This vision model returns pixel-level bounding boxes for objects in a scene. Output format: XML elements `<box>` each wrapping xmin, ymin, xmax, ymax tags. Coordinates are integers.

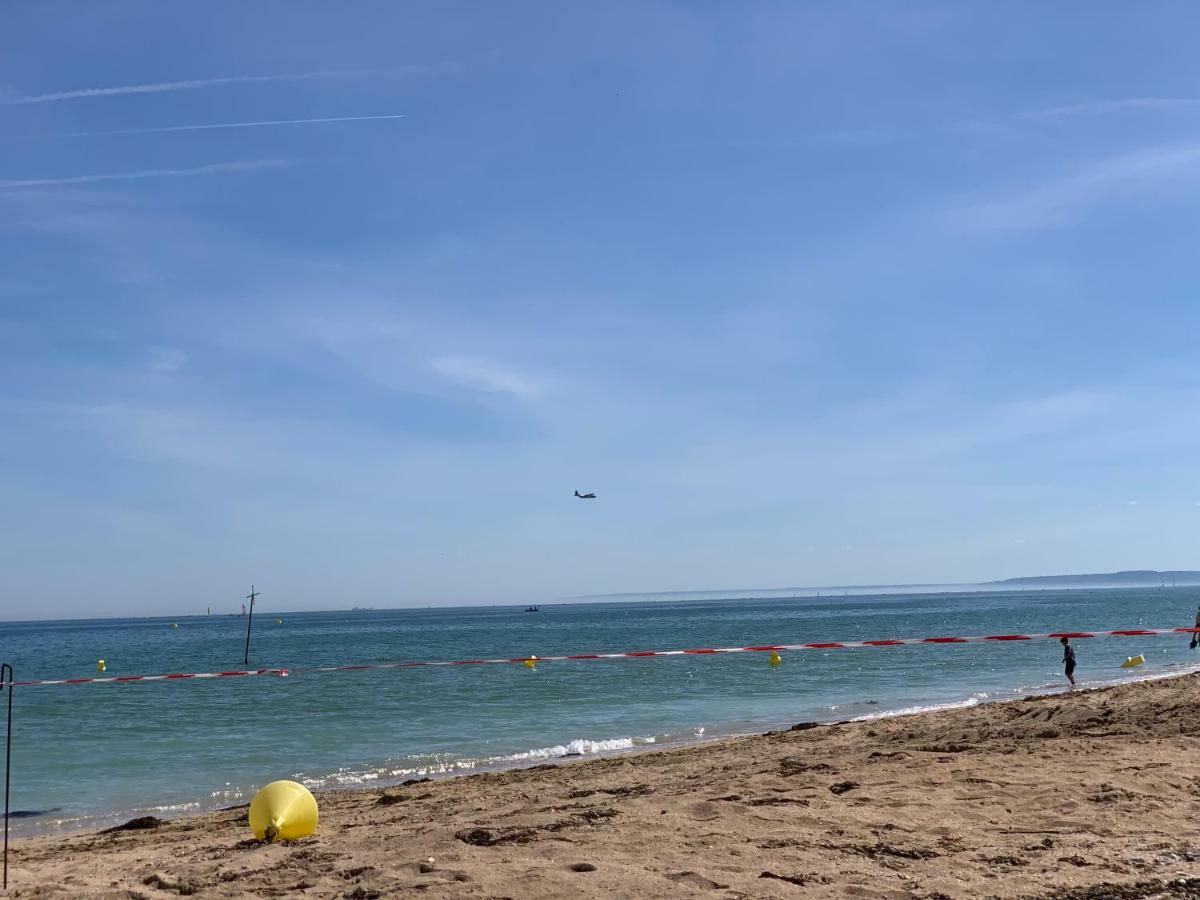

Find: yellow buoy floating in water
<box><xmin>97</xmin><ymin>659</ymin><xmax>106</xmax><ymax>673</ymax></box>
<box><xmin>769</xmin><ymin>651</ymin><xmax>782</xmax><ymax>667</ymax></box>
<box><xmin>249</xmin><ymin>780</ymin><xmax>318</xmax><ymax>842</ymax></box>
<box><xmin>171</xmin><ymin>623</ymin><xmax>179</xmax><ymax>629</ymax></box>
<box><xmin>1121</xmin><ymin>654</ymin><xmax>1145</xmax><ymax>669</ymax></box>
<box><xmin>524</xmin><ymin>655</ymin><xmax>537</xmax><ymax>669</ymax></box>
<box><xmin>275</xmin><ymin>618</ymin><xmax>283</xmax><ymax>625</ymax></box>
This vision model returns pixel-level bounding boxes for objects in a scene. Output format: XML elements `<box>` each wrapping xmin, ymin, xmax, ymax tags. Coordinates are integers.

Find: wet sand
<box><xmin>8</xmin><ymin>674</ymin><xmax>1200</xmax><ymax>898</ymax></box>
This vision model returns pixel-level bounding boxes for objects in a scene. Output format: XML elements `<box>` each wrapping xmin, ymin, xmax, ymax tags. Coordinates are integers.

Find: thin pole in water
<box><xmin>2</xmin><ymin>662</ymin><xmax>12</xmax><ymax>890</ymax></box>
<box><xmin>244</xmin><ymin>586</ymin><xmax>259</xmax><ymax>666</ymax></box>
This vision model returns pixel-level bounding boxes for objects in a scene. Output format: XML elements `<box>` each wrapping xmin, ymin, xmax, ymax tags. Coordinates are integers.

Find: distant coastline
<box><xmin>990</xmin><ymin>569</ymin><xmax>1200</xmax><ymax>587</ymax></box>
<box><xmin>573</xmin><ymin>569</ymin><xmax>1200</xmax><ymax>602</ymax></box>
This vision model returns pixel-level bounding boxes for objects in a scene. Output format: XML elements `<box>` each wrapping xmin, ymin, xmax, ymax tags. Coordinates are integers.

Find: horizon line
<box><xmin>5</xmin><ymin>578</ymin><xmax>1197</xmax><ymax>624</ymax></box>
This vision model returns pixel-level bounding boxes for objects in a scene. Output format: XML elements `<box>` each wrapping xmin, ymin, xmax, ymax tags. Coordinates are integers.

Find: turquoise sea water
<box><xmin>2</xmin><ymin>588</ymin><xmax>1199</xmax><ymax>836</ymax></box>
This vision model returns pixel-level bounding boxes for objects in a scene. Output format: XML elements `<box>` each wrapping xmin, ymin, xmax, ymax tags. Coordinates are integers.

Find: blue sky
<box><xmin>3</xmin><ymin>2</ymin><xmax>1200</xmax><ymax>617</ymax></box>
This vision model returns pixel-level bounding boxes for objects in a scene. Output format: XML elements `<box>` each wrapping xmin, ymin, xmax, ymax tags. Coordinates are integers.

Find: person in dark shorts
<box><xmin>1190</xmin><ymin>606</ymin><xmax>1200</xmax><ymax>650</ymax></box>
<box><xmin>1060</xmin><ymin>636</ymin><xmax>1076</xmax><ymax>686</ymax></box>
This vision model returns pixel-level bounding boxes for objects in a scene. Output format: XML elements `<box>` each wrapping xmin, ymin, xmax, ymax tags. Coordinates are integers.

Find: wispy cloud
<box><xmin>0</xmin><ymin>68</ymin><xmax>382</xmax><ymax>106</ymax></box>
<box><xmin>954</xmin><ymin>141</ymin><xmax>1200</xmax><ymax>230</ymax></box>
<box><xmin>294</xmin><ymin>307</ymin><xmax>550</xmax><ymax>405</ymax></box>
<box><xmin>148</xmin><ymin>347</ymin><xmax>188</xmax><ymax>374</ymax></box>
<box><xmin>1020</xmin><ymin>97</ymin><xmax>1200</xmax><ymax>119</ymax></box>
<box><xmin>24</xmin><ymin>113</ymin><xmax>406</xmax><ymax>141</ymax></box>
<box><xmin>432</xmin><ymin>356</ymin><xmax>538</xmax><ymax>398</ymax></box>
<box><xmin>0</xmin><ymin>158</ymin><xmax>293</xmax><ymax>189</ymax></box>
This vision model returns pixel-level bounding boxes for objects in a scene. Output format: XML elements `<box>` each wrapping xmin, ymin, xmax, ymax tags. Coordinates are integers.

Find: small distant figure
<box><xmin>1061</xmin><ymin>637</ymin><xmax>1076</xmax><ymax>686</ymax></box>
<box><xmin>574</xmin><ymin>490</ymin><xmax>596</xmax><ymax>499</ymax></box>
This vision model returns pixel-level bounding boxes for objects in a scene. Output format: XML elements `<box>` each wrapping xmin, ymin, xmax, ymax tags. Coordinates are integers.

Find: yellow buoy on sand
<box><xmin>524</xmin><ymin>655</ymin><xmax>537</xmax><ymax>669</ymax></box>
<box><xmin>97</xmin><ymin>659</ymin><xmax>106</xmax><ymax>673</ymax></box>
<box><xmin>249</xmin><ymin>780</ymin><xmax>318</xmax><ymax>842</ymax></box>
<box><xmin>1121</xmin><ymin>654</ymin><xmax>1145</xmax><ymax>669</ymax></box>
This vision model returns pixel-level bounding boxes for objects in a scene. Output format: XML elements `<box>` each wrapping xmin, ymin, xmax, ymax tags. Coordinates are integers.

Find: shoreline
<box><xmin>14</xmin><ymin>660</ymin><xmax>1199</xmax><ymax>843</ymax></box>
<box><xmin>9</xmin><ymin>673</ymin><xmax>1200</xmax><ymax>897</ymax></box>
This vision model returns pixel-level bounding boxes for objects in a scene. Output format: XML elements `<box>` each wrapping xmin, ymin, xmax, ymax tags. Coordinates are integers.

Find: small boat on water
<box><xmin>525</xmin><ymin>606</ymin><xmax>540</xmax><ymax>613</ymax></box>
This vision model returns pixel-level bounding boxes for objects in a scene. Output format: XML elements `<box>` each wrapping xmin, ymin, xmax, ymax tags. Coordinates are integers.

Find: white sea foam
<box><xmin>850</xmin><ymin>694</ymin><xmax>986</xmax><ymax>722</ymax></box>
<box><xmin>296</xmin><ymin>735</ymin><xmax>662</xmax><ymax>790</ymax></box>
<box><xmin>499</xmin><ymin>735</ymin><xmax>650</xmax><ymax>761</ymax></box>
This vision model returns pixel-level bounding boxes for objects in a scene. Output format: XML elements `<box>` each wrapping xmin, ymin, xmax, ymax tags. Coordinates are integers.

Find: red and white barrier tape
<box><xmin>7</xmin><ymin>668</ymin><xmax>288</xmax><ymax>688</ymax></box>
<box><xmin>5</xmin><ymin>626</ymin><xmax>1200</xmax><ymax>688</ymax></box>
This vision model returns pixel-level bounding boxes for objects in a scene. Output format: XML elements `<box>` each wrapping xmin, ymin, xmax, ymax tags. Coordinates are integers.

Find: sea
<box><xmin>2</xmin><ymin>587</ymin><xmax>1199</xmax><ymax>837</ymax></box>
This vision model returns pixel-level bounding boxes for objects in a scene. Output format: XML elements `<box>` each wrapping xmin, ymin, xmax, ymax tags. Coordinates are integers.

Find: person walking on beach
<box><xmin>1060</xmin><ymin>637</ymin><xmax>1076</xmax><ymax>686</ymax></box>
<box><xmin>1190</xmin><ymin>605</ymin><xmax>1200</xmax><ymax>650</ymax></box>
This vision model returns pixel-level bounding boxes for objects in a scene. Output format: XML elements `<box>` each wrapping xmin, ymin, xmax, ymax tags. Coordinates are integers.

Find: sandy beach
<box><xmin>7</xmin><ymin>673</ymin><xmax>1200</xmax><ymax>899</ymax></box>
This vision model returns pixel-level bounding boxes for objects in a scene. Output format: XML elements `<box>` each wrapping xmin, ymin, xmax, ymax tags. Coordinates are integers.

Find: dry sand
<box><xmin>8</xmin><ymin>674</ymin><xmax>1200</xmax><ymax>899</ymax></box>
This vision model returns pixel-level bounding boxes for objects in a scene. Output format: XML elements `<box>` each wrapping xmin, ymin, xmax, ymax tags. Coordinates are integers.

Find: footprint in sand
<box><xmin>667</xmin><ymin>871</ymin><xmax>728</xmax><ymax>890</ymax></box>
<box><xmin>685</xmin><ymin>801</ymin><xmax>722</xmax><ymax>820</ymax></box>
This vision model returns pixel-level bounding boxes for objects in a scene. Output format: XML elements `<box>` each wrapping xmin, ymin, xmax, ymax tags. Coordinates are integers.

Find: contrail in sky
<box><xmin>0</xmin><ymin>158</ymin><xmax>294</xmax><ymax>189</ymax></box>
<box><xmin>1</xmin><ymin>68</ymin><xmax>382</xmax><ymax>105</ymax></box>
<box><xmin>29</xmin><ymin>113</ymin><xmax>406</xmax><ymax>140</ymax></box>
<box><xmin>1019</xmin><ymin>97</ymin><xmax>1200</xmax><ymax>119</ymax></box>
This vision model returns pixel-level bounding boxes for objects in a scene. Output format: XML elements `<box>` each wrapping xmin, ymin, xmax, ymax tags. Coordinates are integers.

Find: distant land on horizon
<box><xmin>577</xmin><ymin>570</ymin><xmax>1200</xmax><ymax>602</ymax></box>
<box><xmin>990</xmin><ymin>570</ymin><xmax>1200</xmax><ymax>587</ymax></box>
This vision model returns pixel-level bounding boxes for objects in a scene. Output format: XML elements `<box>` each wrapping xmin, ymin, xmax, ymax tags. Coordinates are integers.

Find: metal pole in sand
<box><xmin>2</xmin><ymin>662</ymin><xmax>13</xmax><ymax>890</ymax></box>
<box><xmin>243</xmin><ymin>586</ymin><xmax>259</xmax><ymax>667</ymax></box>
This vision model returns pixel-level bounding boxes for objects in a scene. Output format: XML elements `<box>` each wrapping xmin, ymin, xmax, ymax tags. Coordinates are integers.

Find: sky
<box><xmin>3</xmin><ymin>2</ymin><xmax>1200</xmax><ymax>618</ymax></box>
